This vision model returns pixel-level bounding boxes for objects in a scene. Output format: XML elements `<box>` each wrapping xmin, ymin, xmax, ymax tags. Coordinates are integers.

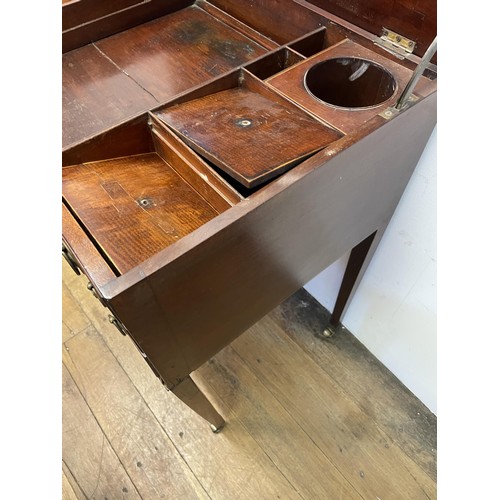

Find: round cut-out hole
<box><xmin>304</xmin><ymin>57</ymin><xmax>397</xmax><ymax>109</ymax></box>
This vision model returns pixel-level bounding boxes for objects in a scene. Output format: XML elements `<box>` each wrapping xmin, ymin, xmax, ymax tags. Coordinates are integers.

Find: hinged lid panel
<box><xmin>302</xmin><ymin>0</ymin><xmax>436</xmax><ymax>58</ymax></box>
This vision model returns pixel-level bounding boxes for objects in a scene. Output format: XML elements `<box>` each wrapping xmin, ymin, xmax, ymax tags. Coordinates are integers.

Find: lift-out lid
<box><xmin>302</xmin><ymin>0</ymin><xmax>436</xmax><ymax>59</ymax></box>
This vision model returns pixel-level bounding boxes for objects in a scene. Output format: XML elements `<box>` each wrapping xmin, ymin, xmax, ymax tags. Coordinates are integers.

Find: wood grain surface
<box><xmin>62</xmin><ymin>284</ymin><xmax>209</xmax><ymax>498</ymax></box>
<box><xmin>62</xmin><ymin>364</ymin><xmax>141</xmax><ymax>499</ymax></box>
<box><xmin>62</xmin><ymin>0</ymin><xmax>141</xmax><ymax>31</ymax></box>
<box><xmin>62</xmin><ymin>203</ymin><xmax>117</xmax><ymax>289</ymax></box>
<box><xmin>304</xmin><ymin>0</ymin><xmax>437</xmax><ymax>59</ymax></box>
<box><xmin>63</xmin><ymin>153</ymin><xmax>222</xmax><ymax>275</ymax></box>
<box><xmin>150</xmin><ymin>114</ymin><xmax>243</xmax><ymax>209</ymax></box>
<box><xmin>268</xmin><ymin>38</ymin><xmax>432</xmax><ymax>134</ymax></box>
<box><xmin>94</xmin><ymin>5</ymin><xmax>268</xmax><ymax>102</ymax></box>
<box><xmin>62</xmin><ymin>461</ymin><xmax>87</xmax><ymax>500</ymax></box>
<box><xmin>157</xmin><ymin>79</ymin><xmax>342</xmax><ymax>188</ymax></box>
<box><xmin>62</xmin><ymin>0</ymin><xmax>193</xmax><ymax>52</ymax></box>
<box><xmin>209</xmin><ymin>0</ymin><xmax>330</xmax><ymax>44</ymax></box>
<box><xmin>61</xmin><ymin>469</ymin><xmax>79</xmax><ymax>500</ymax></box>
<box><xmin>63</xmin><ymin>4</ymin><xmax>270</xmax><ymax>147</ymax></box>
<box><xmin>243</xmin><ymin>46</ymin><xmax>305</xmax><ymax>80</ymax></box>
<box><xmin>273</xmin><ymin>288</ymin><xmax>437</xmax><ymax>481</ymax></box>
<box><xmin>229</xmin><ymin>316</ymin><xmax>436</xmax><ymax>498</ymax></box>
<box><xmin>62</xmin><ymin>44</ymin><xmax>158</xmax><ymax>148</ymax></box>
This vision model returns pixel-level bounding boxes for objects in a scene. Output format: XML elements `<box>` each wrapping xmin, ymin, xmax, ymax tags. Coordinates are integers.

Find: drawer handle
<box><xmin>62</xmin><ymin>244</ymin><xmax>80</xmax><ymax>275</ymax></box>
<box><xmin>109</xmin><ymin>314</ymin><xmax>127</xmax><ymax>336</ymax></box>
<box><xmin>87</xmin><ymin>282</ymin><xmax>107</xmax><ymax>308</ymax></box>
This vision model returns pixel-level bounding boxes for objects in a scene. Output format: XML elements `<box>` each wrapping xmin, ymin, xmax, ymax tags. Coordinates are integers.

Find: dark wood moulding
<box><xmin>62</xmin><ymin>0</ymin><xmax>437</xmax><ymax>430</ymax></box>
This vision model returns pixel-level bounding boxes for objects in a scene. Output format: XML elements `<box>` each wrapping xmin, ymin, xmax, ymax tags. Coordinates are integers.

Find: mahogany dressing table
<box><xmin>62</xmin><ymin>0</ymin><xmax>437</xmax><ymax>431</ymax></box>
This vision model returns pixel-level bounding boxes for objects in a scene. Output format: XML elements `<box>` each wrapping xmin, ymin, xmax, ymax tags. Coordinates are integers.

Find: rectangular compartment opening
<box><xmin>244</xmin><ymin>47</ymin><xmax>305</xmax><ymax>80</ymax></box>
<box><xmin>62</xmin><ymin>118</ymin><xmax>242</xmax><ymax>277</ymax></box>
<box><xmin>288</xmin><ymin>26</ymin><xmax>347</xmax><ymax>57</ymax></box>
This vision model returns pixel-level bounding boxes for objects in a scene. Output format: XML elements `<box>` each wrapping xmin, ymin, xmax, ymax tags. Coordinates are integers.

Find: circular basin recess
<box><xmin>304</xmin><ymin>57</ymin><xmax>397</xmax><ymax>109</ymax></box>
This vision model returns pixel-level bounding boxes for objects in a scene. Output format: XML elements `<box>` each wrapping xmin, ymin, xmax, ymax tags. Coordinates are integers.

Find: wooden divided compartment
<box><xmin>63</xmin><ymin>119</ymin><xmax>242</xmax><ymax>276</ymax></box>
<box><xmin>62</xmin><ymin>64</ymin><xmax>345</xmax><ymax>276</ymax></box>
<box><xmin>62</xmin><ymin>0</ymin><xmax>437</xmax><ymax>430</ymax></box>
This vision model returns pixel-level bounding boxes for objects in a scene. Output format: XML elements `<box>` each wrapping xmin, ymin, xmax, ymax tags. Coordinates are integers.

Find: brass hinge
<box><xmin>375</xmin><ymin>28</ymin><xmax>416</xmax><ymax>59</ymax></box>
<box><xmin>379</xmin><ymin>35</ymin><xmax>437</xmax><ymax>118</ymax></box>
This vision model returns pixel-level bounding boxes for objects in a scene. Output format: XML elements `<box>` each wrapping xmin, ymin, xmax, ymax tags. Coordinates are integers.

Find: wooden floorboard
<box><xmin>62</xmin><ymin>461</ymin><xmax>87</xmax><ymax>500</ymax></box>
<box><xmin>62</xmin><ymin>259</ymin><xmax>437</xmax><ymax>499</ymax></box>
<box><xmin>62</xmin><ymin>279</ymin><xmax>209</xmax><ymax>499</ymax></box>
<box><xmin>229</xmin><ymin>318</ymin><xmax>435</xmax><ymax>499</ymax></box>
<box><xmin>62</xmin><ymin>363</ymin><xmax>141</xmax><ymax>499</ymax></box>
<box><xmin>272</xmin><ymin>289</ymin><xmax>437</xmax><ymax>481</ymax></box>
<box><xmin>62</xmin><ymin>469</ymin><xmax>80</xmax><ymax>500</ymax></box>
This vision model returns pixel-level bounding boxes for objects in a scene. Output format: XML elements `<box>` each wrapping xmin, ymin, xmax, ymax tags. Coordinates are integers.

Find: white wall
<box><xmin>305</xmin><ymin>126</ymin><xmax>437</xmax><ymax>414</ymax></box>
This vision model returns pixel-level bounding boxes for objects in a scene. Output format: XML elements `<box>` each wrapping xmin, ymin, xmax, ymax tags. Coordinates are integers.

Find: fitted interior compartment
<box><xmin>62</xmin><ymin>118</ymin><xmax>242</xmax><ymax>276</ymax></box>
<box><xmin>154</xmin><ymin>69</ymin><xmax>343</xmax><ymax>189</ymax></box>
<box><xmin>267</xmin><ymin>39</ymin><xmax>430</xmax><ymax>134</ymax></box>
<box><xmin>62</xmin><ymin>0</ymin><xmax>438</xmax><ymax>285</ymax></box>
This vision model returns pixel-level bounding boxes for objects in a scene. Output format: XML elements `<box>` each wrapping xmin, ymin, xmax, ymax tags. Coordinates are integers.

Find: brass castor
<box><xmin>210</xmin><ymin>423</ymin><xmax>224</xmax><ymax>433</ymax></box>
<box><xmin>322</xmin><ymin>326</ymin><xmax>336</xmax><ymax>338</ymax></box>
